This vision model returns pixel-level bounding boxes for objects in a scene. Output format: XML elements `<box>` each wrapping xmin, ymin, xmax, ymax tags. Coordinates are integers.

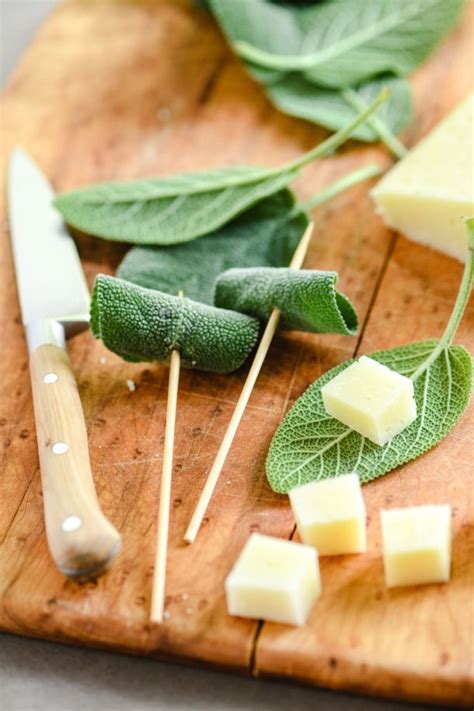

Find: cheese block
<box><xmin>321</xmin><ymin>356</ymin><xmax>417</xmax><ymax>446</ymax></box>
<box><xmin>289</xmin><ymin>473</ymin><xmax>366</xmax><ymax>555</ymax></box>
<box><xmin>371</xmin><ymin>93</ymin><xmax>474</xmax><ymax>262</ymax></box>
<box><xmin>225</xmin><ymin>533</ymin><xmax>321</xmax><ymax>626</ymax></box>
<box><xmin>381</xmin><ymin>505</ymin><xmax>452</xmax><ymax>588</ymax></box>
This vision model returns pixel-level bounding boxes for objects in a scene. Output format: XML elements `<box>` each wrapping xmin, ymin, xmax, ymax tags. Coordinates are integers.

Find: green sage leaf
<box><xmin>266</xmin><ymin>74</ymin><xmax>412</xmax><ymax>143</ymax></box>
<box><xmin>55</xmin><ymin>169</ymin><xmax>298</xmax><ymax>246</ymax></box>
<box><xmin>91</xmin><ymin>275</ymin><xmax>260</xmax><ymax>373</ymax></box>
<box><xmin>209</xmin><ymin>0</ymin><xmax>464</xmax><ymax>89</ymax></box>
<box><xmin>53</xmin><ymin>95</ymin><xmax>385</xmax><ymax>245</ymax></box>
<box><xmin>266</xmin><ymin>341</ymin><xmax>472</xmax><ymax>493</ymax></box>
<box><xmin>215</xmin><ymin>267</ymin><xmax>358</xmax><ymax>335</ymax></box>
<box><xmin>117</xmin><ymin>189</ymin><xmax>307</xmax><ymax>303</ymax></box>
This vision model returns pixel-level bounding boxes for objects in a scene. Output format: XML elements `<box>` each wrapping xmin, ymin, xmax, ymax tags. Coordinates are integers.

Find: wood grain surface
<box><xmin>0</xmin><ymin>0</ymin><xmax>473</xmax><ymax>706</ymax></box>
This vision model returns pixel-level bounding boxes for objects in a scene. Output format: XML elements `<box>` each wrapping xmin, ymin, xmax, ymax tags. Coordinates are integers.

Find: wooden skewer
<box><xmin>150</xmin><ymin>291</ymin><xmax>183</xmax><ymax>623</ymax></box>
<box><xmin>184</xmin><ymin>222</ymin><xmax>315</xmax><ymax>544</ymax></box>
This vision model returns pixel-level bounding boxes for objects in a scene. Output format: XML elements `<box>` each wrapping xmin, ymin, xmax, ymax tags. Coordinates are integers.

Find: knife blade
<box><xmin>8</xmin><ymin>149</ymin><xmax>121</xmax><ymax>578</ymax></box>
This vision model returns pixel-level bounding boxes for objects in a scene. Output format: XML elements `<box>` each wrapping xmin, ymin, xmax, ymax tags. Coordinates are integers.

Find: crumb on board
<box><xmin>181</xmin><ymin>593</ymin><xmax>189</xmax><ymax>601</ymax></box>
<box><xmin>126</xmin><ymin>379</ymin><xmax>136</xmax><ymax>392</ymax></box>
<box><xmin>185</xmin><ymin>608</ymin><xmax>193</xmax><ymax>615</ymax></box>
<box><xmin>157</xmin><ymin>107</ymin><xmax>171</xmax><ymax>122</ymax></box>
<box><xmin>163</xmin><ymin>610</ymin><xmax>171</xmax><ymax>620</ymax></box>
<box><xmin>100</xmin><ymin>356</ymin><xmax>107</xmax><ymax>365</ymax></box>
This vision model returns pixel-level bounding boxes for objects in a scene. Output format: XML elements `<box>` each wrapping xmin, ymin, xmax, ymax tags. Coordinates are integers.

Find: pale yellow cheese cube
<box><xmin>225</xmin><ymin>533</ymin><xmax>321</xmax><ymax>626</ymax></box>
<box><xmin>289</xmin><ymin>473</ymin><xmax>366</xmax><ymax>555</ymax></box>
<box><xmin>371</xmin><ymin>93</ymin><xmax>474</xmax><ymax>263</ymax></box>
<box><xmin>321</xmin><ymin>355</ymin><xmax>416</xmax><ymax>446</ymax></box>
<box><xmin>381</xmin><ymin>505</ymin><xmax>452</xmax><ymax>588</ymax></box>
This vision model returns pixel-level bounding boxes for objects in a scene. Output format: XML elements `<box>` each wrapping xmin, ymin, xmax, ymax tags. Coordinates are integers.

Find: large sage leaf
<box><xmin>266</xmin><ymin>341</ymin><xmax>472</xmax><ymax>493</ymax></box>
<box><xmin>209</xmin><ymin>0</ymin><xmax>464</xmax><ymax>89</ymax></box>
<box><xmin>215</xmin><ymin>267</ymin><xmax>358</xmax><ymax>335</ymax></box>
<box><xmin>266</xmin><ymin>219</ymin><xmax>474</xmax><ymax>493</ymax></box>
<box><xmin>91</xmin><ymin>275</ymin><xmax>260</xmax><ymax>373</ymax></box>
<box><xmin>53</xmin><ymin>95</ymin><xmax>384</xmax><ymax>245</ymax></box>
<box><xmin>266</xmin><ymin>74</ymin><xmax>412</xmax><ymax>143</ymax></box>
<box><xmin>117</xmin><ymin>189</ymin><xmax>307</xmax><ymax>303</ymax></box>
<box><xmin>55</xmin><ymin>170</ymin><xmax>297</xmax><ymax>246</ymax></box>
<box><xmin>116</xmin><ymin>164</ymin><xmax>380</xmax><ymax>304</ymax></box>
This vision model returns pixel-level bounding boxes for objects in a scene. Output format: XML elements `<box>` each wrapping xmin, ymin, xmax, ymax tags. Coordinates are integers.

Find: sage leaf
<box><xmin>117</xmin><ymin>189</ymin><xmax>307</xmax><ymax>303</ymax></box>
<box><xmin>210</xmin><ymin>0</ymin><xmax>464</xmax><ymax>89</ymax></box>
<box><xmin>116</xmin><ymin>165</ymin><xmax>380</xmax><ymax>303</ymax></box>
<box><xmin>266</xmin><ymin>219</ymin><xmax>474</xmax><ymax>493</ymax></box>
<box><xmin>215</xmin><ymin>268</ymin><xmax>358</xmax><ymax>336</ymax></box>
<box><xmin>266</xmin><ymin>74</ymin><xmax>412</xmax><ymax>144</ymax></box>
<box><xmin>53</xmin><ymin>94</ymin><xmax>385</xmax><ymax>245</ymax></box>
<box><xmin>91</xmin><ymin>275</ymin><xmax>260</xmax><ymax>373</ymax></box>
<box><xmin>266</xmin><ymin>341</ymin><xmax>472</xmax><ymax>493</ymax></box>
<box><xmin>55</xmin><ymin>170</ymin><xmax>297</xmax><ymax>246</ymax></box>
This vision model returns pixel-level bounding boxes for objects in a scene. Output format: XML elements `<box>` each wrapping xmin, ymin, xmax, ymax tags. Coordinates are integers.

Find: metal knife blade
<box><xmin>8</xmin><ymin>149</ymin><xmax>90</xmax><ymax>348</ymax></box>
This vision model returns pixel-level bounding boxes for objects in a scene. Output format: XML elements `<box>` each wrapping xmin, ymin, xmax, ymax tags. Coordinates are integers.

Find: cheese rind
<box><xmin>225</xmin><ymin>533</ymin><xmax>321</xmax><ymax>626</ymax></box>
<box><xmin>381</xmin><ymin>505</ymin><xmax>452</xmax><ymax>588</ymax></box>
<box><xmin>371</xmin><ymin>93</ymin><xmax>474</xmax><ymax>263</ymax></box>
<box><xmin>321</xmin><ymin>356</ymin><xmax>417</xmax><ymax>446</ymax></box>
<box><xmin>289</xmin><ymin>473</ymin><xmax>366</xmax><ymax>555</ymax></box>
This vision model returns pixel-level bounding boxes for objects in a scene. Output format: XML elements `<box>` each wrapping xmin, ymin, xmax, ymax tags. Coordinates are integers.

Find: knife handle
<box><xmin>29</xmin><ymin>343</ymin><xmax>121</xmax><ymax>578</ymax></box>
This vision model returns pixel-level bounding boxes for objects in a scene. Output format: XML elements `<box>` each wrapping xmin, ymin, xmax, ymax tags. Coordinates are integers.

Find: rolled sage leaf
<box><xmin>215</xmin><ymin>267</ymin><xmax>358</xmax><ymax>335</ymax></box>
<box><xmin>91</xmin><ymin>275</ymin><xmax>260</xmax><ymax>373</ymax></box>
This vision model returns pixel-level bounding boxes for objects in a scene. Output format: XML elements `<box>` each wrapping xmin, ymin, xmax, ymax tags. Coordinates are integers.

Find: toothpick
<box><xmin>151</xmin><ymin>291</ymin><xmax>183</xmax><ymax>623</ymax></box>
<box><xmin>184</xmin><ymin>222</ymin><xmax>315</xmax><ymax>544</ymax></box>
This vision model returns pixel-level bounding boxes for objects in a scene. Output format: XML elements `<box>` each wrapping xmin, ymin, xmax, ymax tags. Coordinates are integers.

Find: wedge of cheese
<box><xmin>372</xmin><ymin>93</ymin><xmax>474</xmax><ymax>262</ymax></box>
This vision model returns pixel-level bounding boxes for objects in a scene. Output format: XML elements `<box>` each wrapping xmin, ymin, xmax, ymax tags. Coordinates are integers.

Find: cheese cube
<box><xmin>372</xmin><ymin>93</ymin><xmax>474</xmax><ymax>263</ymax></box>
<box><xmin>289</xmin><ymin>473</ymin><xmax>366</xmax><ymax>555</ymax></box>
<box><xmin>321</xmin><ymin>355</ymin><xmax>417</xmax><ymax>446</ymax></box>
<box><xmin>381</xmin><ymin>505</ymin><xmax>452</xmax><ymax>588</ymax></box>
<box><xmin>225</xmin><ymin>533</ymin><xmax>321</xmax><ymax>626</ymax></box>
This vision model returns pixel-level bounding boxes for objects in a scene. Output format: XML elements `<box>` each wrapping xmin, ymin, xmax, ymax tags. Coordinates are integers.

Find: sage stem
<box><xmin>411</xmin><ymin>219</ymin><xmax>474</xmax><ymax>381</ymax></box>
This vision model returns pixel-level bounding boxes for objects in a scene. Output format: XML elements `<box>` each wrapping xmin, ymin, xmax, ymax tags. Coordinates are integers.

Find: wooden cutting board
<box><xmin>1</xmin><ymin>1</ymin><xmax>473</xmax><ymax>706</ymax></box>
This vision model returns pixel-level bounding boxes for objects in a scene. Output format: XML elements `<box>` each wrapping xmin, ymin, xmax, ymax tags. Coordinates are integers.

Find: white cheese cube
<box><xmin>372</xmin><ymin>93</ymin><xmax>474</xmax><ymax>263</ymax></box>
<box><xmin>225</xmin><ymin>533</ymin><xmax>321</xmax><ymax>626</ymax></box>
<box><xmin>321</xmin><ymin>355</ymin><xmax>417</xmax><ymax>446</ymax></box>
<box><xmin>381</xmin><ymin>505</ymin><xmax>452</xmax><ymax>588</ymax></box>
<box><xmin>289</xmin><ymin>473</ymin><xmax>366</xmax><ymax>555</ymax></box>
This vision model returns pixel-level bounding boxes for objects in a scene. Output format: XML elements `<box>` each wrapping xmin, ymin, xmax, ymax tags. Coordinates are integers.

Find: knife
<box><xmin>8</xmin><ymin>149</ymin><xmax>121</xmax><ymax>578</ymax></box>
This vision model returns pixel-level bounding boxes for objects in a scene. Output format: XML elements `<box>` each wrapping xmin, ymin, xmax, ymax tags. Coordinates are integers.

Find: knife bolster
<box><xmin>26</xmin><ymin>318</ymin><xmax>65</xmax><ymax>351</ymax></box>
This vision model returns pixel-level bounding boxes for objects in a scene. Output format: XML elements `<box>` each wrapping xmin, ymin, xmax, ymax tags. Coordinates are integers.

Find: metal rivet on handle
<box><xmin>62</xmin><ymin>515</ymin><xmax>82</xmax><ymax>532</ymax></box>
<box><xmin>52</xmin><ymin>442</ymin><xmax>68</xmax><ymax>455</ymax></box>
<box><xmin>43</xmin><ymin>373</ymin><xmax>58</xmax><ymax>383</ymax></box>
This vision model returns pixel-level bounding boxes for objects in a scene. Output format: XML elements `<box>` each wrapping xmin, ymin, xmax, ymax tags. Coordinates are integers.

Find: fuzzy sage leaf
<box><xmin>266</xmin><ymin>74</ymin><xmax>412</xmax><ymax>146</ymax></box>
<box><xmin>117</xmin><ymin>189</ymin><xmax>306</xmax><ymax>303</ymax></box>
<box><xmin>210</xmin><ymin>0</ymin><xmax>464</xmax><ymax>88</ymax></box>
<box><xmin>53</xmin><ymin>95</ymin><xmax>385</xmax><ymax>245</ymax></box>
<box><xmin>116</xmin><ymin>165</ymin><xmax>380</xmax><ymax>303</ymax></box>
<box><xmin>91</xmin><ymin>275</ymin><xmax>260</xmax><ymax>373</ymax></box>
<box><xmin>215</xmin><ymin>268</ymin><xmax>358</xmax><ymax>336</ymax></box>
<box><xmin>266</xmin><ymin>219</ymin><xmax>474</xmax><ymax>493</ymax></box>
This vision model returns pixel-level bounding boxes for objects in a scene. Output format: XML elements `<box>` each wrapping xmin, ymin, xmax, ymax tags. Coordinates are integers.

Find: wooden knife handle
<box><xmin>29</xmin><ymin>343</ymin><xmax>121</xmax><ymax>578</ymax></box>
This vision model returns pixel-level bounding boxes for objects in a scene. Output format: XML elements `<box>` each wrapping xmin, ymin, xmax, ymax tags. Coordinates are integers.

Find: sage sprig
<box><xmin>54</xmin><ymin>95</ymin><xmax>385</xmax><ymax>245</ymax></box>
<box><xmin>266</xmin><ymin>219</ymin><xmax>474</xmax><ymax>493</ymax></box>
<box><xmin>205</xmin><ymin>0</ymin><xmax>464</xmax><ymax>155</ymax></box>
